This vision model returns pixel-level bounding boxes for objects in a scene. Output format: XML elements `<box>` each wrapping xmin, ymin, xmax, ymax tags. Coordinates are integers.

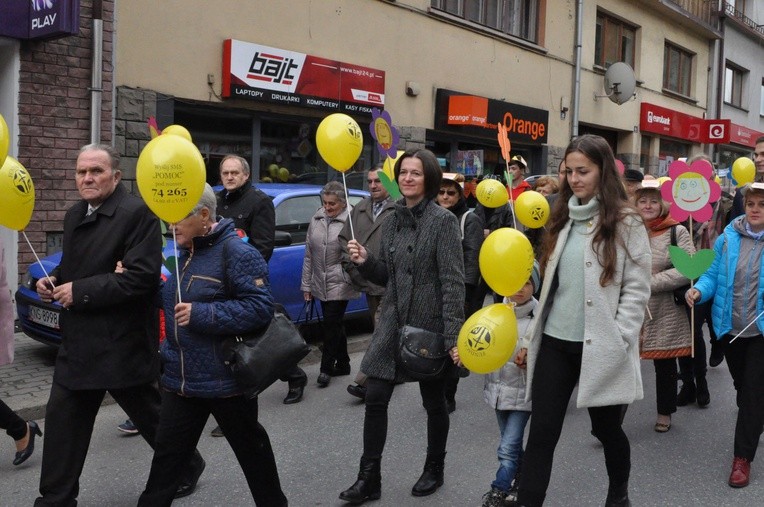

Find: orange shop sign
<box><xmin>436</xmin><ymin>89</ymin><xmax>548</xmax><ymax>145</ymax></box>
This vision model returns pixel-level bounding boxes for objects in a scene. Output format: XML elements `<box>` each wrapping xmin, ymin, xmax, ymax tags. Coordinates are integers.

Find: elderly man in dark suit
<box><xmin>34</xmin><ymin>144</ymin><xmax>204</xmax><ymax>506</ymax></box>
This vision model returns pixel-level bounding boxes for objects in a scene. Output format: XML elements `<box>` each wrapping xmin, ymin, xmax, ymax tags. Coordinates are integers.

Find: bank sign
<box><xmin>434</xmin><ymin>89</ymin><xmax>548</xmax><ymax>145</ymax></box>
<box><xmin>0</xmin><ymin>0</ymin><xmax>79</xmax><ymax>40</ymax></box>
<box><xmin>222</xmin><ymin>40</ymin><xmax>385</xmax><ymax>114</ymax></box>
<box><xmin>640</xmin><ymin>102</ymin><xmax>730</xmax><ymax>144</ymax></box>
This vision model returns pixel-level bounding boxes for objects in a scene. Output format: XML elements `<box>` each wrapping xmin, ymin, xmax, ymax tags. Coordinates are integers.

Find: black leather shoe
<box><xmin>284</xmin><ymin>384</ymin><xmax>305</xmax><ymax>404</ymax></box>
<box><xmin>175</xmin><ymin>451</ymin><xmax>205</xmax><ymax>499</ymax></box>
<box><xmin>411</xmin><ymin>454</ymin><xmax>445</xmax><ymax>497</ymax></box>
<box><xmin>317</xmin><ymin>373</ymin><xmax>331</xmax><ymax>387</ymax></box>
<box><xmin>339</xmin><ymin>457</ymin><xmax>381</xmax><ymax>504</ymax></box>
<box><xmin>446</xmin><ymin>400</ymin><xmax>456</xmax><ymax>414</ymax></box>
<box><xmin>347</xmin><ymin>383</ymin><xmax>367</xmax><ymax>400</ymax></box>
<box><xmin>676</xmin><ymin>380</ymin><xmax>696</xmax><ymax>406</ymax></box>
<box><xmin>13</xmin><ymin>421</ymin><xmax>42</xmax><ymax>466</ymax></box>
<box><xmin>605</xmin><ymin>482</ymin><xmax>630</xmax><ymax>507</ymax></box>
<box><xmin>709</xmin><ymin>341</ymin><xmax>725</xmax><ymax>367</ymax></box>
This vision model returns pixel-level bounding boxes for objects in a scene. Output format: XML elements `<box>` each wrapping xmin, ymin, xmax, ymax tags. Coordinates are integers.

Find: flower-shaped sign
<box><xmin>369</xmin><ymin>108</ymin><xmax>400</xmax><ymax>159</ymax></box>
<box><xmin>661</xmin><ymin>159</ymin><xmax>721</xmax><ymax>223</ymax></box>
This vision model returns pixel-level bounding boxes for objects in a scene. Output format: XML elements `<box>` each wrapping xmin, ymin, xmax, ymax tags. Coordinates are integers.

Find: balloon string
<box><xmin>342</xmin><ymin>171</ymin><xmax>355</xmax><ymax>240</ymax></box>
<box><xmin>172</xmin><ymin>227</ymin><xmax>182</xmax><ymax>304</ymax></box>
<box><xmin>22</xmin><ymin>230</ymin><xmax>55</xmax><ymax>288</ymax></box>
<box><xmin>729</xmin><ymin>309</ymin><xmax>764</xmax><ymax>344</ymax></box>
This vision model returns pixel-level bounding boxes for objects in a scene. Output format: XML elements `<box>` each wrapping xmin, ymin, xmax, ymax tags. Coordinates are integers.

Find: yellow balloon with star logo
<box><xmin>316</xmin><ymin>113</ymin><xmax>363</xmax><ymax>172</ymax></box>
<box><xmin>458</xmin><ymin>303</ymin><xmax>518</xmax><ymax>374</ymax></box>
<box><xmin>515</xmin><ymin>190</ymin><xmax>549</xmax><ymax>229</ymax></box>
<box><xmin>0</xmin><ymin>113</ymin><xmax>9</xmax><ymax>169</ymax></box>
<box><xmin>476</xmin><ymin>179</ymin><xmax>509</xmax><ymax>208</ymax></box>
<box><xmin>0</xmin><ymin>156</ymin><xmax>35</xmax><ymax>231</ymax></box>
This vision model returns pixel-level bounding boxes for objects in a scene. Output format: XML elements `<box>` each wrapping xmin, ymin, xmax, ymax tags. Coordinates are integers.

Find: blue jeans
<box><xmin>491</xmin><ymin>409</ymin><xmax>531</xmax><ymax>492</ymax></box>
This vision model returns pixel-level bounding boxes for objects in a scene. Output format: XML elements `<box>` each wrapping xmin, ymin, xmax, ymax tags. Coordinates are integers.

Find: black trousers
<box><xmin>319</xmin><ymin>299</ymin><xmax>350</xmax><ymax>374</ymax></box>
<box><xmin>362</xmin><ymin>377</ymin><xmax>449</xmax><ymax>460</ymax></box>
<box><xmin>678</xmin><ymin>300</ymin><xmax>712</xmax><ymax>379</ymax></box>
<box><xmin>0</xmin><ymin>397</ymin><xmax>26</xmax><ymax>441</ymax></box>
<box><xmin>724</xmin><ymin>334</ymin><xmax>764</xmax><ymax>461</ymax></box>
<box><xmin>35</xmin><ymin>381</ymin><xmax>163</xmax><ymax>507</ymax></box>
<box><xmin>654</xmin><ymin>358</ymin><xmax>678</xmax><ymax>416</ymax></box>
<box><xmin>518</xmin><ymin>335</ymin><xmax>631</xmax><ymax>507</ymax></box>
<box><xmin>138</xmin><ymin>390</ymin><xmax>286</xmax><ymax>507</ymax></box>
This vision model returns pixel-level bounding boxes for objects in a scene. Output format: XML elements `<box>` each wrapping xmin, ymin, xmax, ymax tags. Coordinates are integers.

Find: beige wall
<box><xmin>114</xmin><ymin>0</ymin><xmax>575</xmax><ymax>149</ymax></box>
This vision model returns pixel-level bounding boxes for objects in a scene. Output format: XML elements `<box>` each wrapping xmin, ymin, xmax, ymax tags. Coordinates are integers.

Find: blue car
<box><xmin>15</xmin><ymin>183</ymin><xmax>370</xmax><ymax>347</ymax></box>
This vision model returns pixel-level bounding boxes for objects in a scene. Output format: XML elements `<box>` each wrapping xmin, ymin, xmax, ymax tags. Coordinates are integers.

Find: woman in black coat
<box><xmin>341</xmin><ymin>149</ymin><xmax>465</xmax><ymax>504</ymax></box>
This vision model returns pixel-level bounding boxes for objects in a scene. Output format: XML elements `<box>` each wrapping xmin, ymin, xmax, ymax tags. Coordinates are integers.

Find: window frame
<box><xmin>663</xmin><ymin>42</ymin><xmax>694</xmax><ymax>98</ymax></box>
<box><xmin>430</xmin><ymin>0</ymin><xmax>539</xmax><ymax>43</ymax></box>
<box><xmin>723</xmin><ymin>62</ymin><xmax>746</xmax><ymax>109</ymax></box>
<box><xmin>594</xmin><ymin>11</ymin><xmax>636</xmax><ymax>70</ymax></box>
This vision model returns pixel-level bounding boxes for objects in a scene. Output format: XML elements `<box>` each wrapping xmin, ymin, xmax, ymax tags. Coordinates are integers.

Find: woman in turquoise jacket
<box><xmin>687</xmin><ymin>182</ymin><xmax>764</xmax><ymax>489</ymax></box>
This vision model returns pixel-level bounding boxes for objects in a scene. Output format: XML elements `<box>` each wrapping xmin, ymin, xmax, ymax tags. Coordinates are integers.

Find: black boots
<box><xmin>676</xmin><ymin>379</ymin><xmax>696</xmax><ymax>406</ymax></box>
<box><xmin>695</xmin><ymin>375</ymin><xmax>710</xmax><ymax>407</ymax></box>
<box><xmin>283</xmin><ymin>377</ymin><xmax>307</xmax><ymax>404</ymax></box>
<box><xmin>339</xmin><ymin>457</ymin><xmax>381</xmax><ymax>504</ymax></box>
<box><xmin>604</xmin><ymin>482</ymin><xmax>630</xmax><ymax>507</ymax></box>
<box><xmin>411</xmin><ymin>453</ymin><xmax>445</xmax><ymax>497</ymax></box>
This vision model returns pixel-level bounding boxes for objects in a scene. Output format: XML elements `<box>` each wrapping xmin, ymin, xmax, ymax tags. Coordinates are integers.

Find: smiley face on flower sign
<box><xmin>660</xmin><ymin>159</ymin><xmax>721</xmax><ymax>223</ymax></box>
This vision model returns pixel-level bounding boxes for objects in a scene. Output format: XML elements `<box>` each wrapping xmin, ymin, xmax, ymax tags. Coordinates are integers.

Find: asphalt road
<box><xmin>1</xmin><ymin>336</ymin><xmax>762</xmax><ymax>506</ymax></box>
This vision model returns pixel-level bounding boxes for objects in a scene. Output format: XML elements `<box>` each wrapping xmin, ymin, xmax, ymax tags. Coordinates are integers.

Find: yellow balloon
<box><xmin>268</xmin><ymin>163</ymin><xmax>279</xmax><ymax>178</ymax></box>
<box><xmin>714</xmin><ymin>175</ymin><xmax>722</xmax><ymax>186</ymax></box>
<box><xmin>515</xmin><ymin>190</ymin><xmax>549</xmax><ymax>229</ymax></box>
<box><xmin>479</xmin><ymin>228</ymin><xmax>534</xmax><ymax>296</ymax></box>
<box><xmin>476</xmin><ymin>179</ymin><xmax>509</xmax><ymax>208</ymax></box>
<box><xmin>316</xmin><ymin>113</ymin><xmax>363</xmax><ymax>172</ymax></box>
<box><xmin>136</xmin><ymin>135</ymin><xmax>206</xmax><ymax>223</ymax></box>
<box><xmin>0</xmin><ymin>113</ymin><xmax>9</xmax><ymax>169</ymax></box>
<box><xmin>162</xmin><ymin>124</ymin><xmax>193</xmax><ymax>143</ymax></box>
<box><xmin>278</xmin><ymin>167</ymin><xmax>290</xmax><ymax>182</ymax></box>
<box><xmin>458</xmin><ymin>304</ymin><xmax>518</xmax><ymax>374</ymax></box>
<box><xmin>657</xmin><ymin>176</ymin><xmax>672</xmax><ymax>187</ymax></box>
<box><xmin>383</xmin><ymin>150</ymin><xmax>404</xmax><ymax>181</ymax></box>
<box><xmin>0</xmin><ymin>156</ymin><xmax>35</xmax><ymax>231</ymax></box>
<box><xmin>732</xmin><ymin>157</ymin><xmax>755</xmax><ymax>188</ymax></box>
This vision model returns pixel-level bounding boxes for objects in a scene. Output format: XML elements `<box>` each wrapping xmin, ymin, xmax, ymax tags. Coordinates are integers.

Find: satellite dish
<box><xmin>596</xmin><ymin>62</ymin><xmax>636</xmax><ymax>105</ymax></box>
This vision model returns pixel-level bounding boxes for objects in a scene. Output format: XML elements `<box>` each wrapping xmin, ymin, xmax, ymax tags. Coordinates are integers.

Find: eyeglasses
<box><xmin>438</xmin><ymin>189</ymin><xmax>458</xmax><ymax>196</ymax></box>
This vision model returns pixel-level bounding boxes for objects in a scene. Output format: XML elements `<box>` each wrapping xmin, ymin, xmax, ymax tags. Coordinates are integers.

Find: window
<box><xmin>724</xmin><ymin>63</ymin><xmax>746</xmax><ymax>108</ymax></box>
<box><xmin>594</xmin><ymin>11</ymin><xmax>636</xmax><ymax>69</ymax></box>
<box><xmin>431</xmin><ymin>0</ymin><xmax>539</xmax><ymax>42</ymax></box>
<box><xmin>663</xmin><ymin>43</ymin><xmax>693</xmax><ymax>97</ymax></box>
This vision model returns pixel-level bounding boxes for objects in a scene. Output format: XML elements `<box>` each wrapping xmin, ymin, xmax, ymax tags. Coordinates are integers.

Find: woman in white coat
<box><xmin>514</xmin><ymin>135</ymin><xmax>651</xmax><ymax>507</ymax></box>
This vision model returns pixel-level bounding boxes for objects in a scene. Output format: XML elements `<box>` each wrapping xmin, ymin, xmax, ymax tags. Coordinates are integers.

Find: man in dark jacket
<box><xmin>34</xmin><ymin>144</ymin><xmax>204</xmax><ymax>506</ymax></box>
<box><xmin>215</xmin><ymin>154</ymin><xmax>307</xmax><ymax>412</ymax></box>
<box><xmin>339</xmin><ymin>165</ymin><xmax>395</xmax><ymax>400</ymax></box>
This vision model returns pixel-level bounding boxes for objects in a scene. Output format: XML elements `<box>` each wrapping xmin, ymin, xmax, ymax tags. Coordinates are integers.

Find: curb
<box><xmin>4</xmin><ymin>330</ymin><xmax>372</xmax><ymax>423</ymax></box>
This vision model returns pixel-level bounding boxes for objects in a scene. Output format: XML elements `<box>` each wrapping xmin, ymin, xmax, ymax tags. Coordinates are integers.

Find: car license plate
<box><xmin>28</xmin><ymin>305</ymin><xmax>60</xmax><ymax>330</ymax></box>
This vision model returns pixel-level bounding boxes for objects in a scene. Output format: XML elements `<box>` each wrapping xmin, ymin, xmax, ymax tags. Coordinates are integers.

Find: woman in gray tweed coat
<box><xmin>340</xmin><ymin>149</ymin><xmax>465</xmax><ymax>504</ymax></box>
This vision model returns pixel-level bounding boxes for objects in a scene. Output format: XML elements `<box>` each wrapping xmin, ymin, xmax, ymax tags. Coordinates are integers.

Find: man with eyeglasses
<box><xmin>339</xmin><ymin>163</ymin><xmax>395</xmax><ymax>400</ymax></box>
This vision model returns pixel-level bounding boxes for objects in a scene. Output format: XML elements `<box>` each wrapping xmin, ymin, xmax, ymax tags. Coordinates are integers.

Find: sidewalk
<box><xmin>1</xmin><ymin>323</ymin><xmax>373</xmax><ymax>422</ymax></box>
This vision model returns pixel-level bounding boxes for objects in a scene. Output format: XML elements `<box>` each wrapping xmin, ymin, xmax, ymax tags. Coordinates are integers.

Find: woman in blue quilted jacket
<box><xmin>686</xmin><ymin>182</ymin><xmax>764</xmax><ymax>490</ymax></box>
<box><xmin>138</xmin><ymin>184</ymin><xmax>287</xmax><ymax>506</ymax></box>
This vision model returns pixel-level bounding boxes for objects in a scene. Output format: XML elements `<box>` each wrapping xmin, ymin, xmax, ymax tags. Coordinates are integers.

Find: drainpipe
<box><xmin>571</xmin><ymin>0</ymin><xmax>583</xmax><ymax>139</ymax></box>
<box><xmin>90</xmin><ymin>0</ymin><xmax>103</xmax><ymax>144</ymax></box>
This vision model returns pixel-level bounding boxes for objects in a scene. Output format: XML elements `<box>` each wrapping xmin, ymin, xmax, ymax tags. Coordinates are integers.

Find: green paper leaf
<box><xmin>164</xmin><ymin>255</ymin><xmax>177</xmax><ymax>274</ymax></box>
<box><xmin>669</xmin><ymin>246</ymin><xmax>715</xmax><ymax>280</ymax></box>
<box><xmin>379</xmin><ymin>171</ymin><xmax>402</xmax><ymax>200</ymax></box>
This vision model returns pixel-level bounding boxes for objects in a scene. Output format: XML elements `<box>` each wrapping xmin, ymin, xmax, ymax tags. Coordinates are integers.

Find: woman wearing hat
<box><xmin>634</xmin><ymin>181</ymin><xmax>694</xmax><ymax>433</ymax></box>
<box><xmin>686</xmin><ymin>182</ymin><xmax>764</xmax><ymax>488</ymax></box>
<box><xmin>514</xmin><ymin>135</ymin><xmax>651</xmax><ymax>506</ymax></box>
<box><xmin>437</xmin><ymin>172</ymin><xmax>484</xmax><ymax>412</ymax></box>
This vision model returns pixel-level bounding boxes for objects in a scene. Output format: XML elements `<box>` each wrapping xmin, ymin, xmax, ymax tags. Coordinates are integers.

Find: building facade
<box><xmin>2</xmin><ymin>0</ymin><xmax>764</xmax><ymax>286</ymax></box>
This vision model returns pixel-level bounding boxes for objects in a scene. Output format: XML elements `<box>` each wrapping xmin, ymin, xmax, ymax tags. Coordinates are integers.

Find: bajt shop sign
<box><xmin>434</xmin><ymin>89</ymin><xmax>548</xmax><ymax>145</ymax></box>
<box><xmin>222</xmin><ymin>39</ymin><xmax>385</xmax><ymax>114</ymax></box>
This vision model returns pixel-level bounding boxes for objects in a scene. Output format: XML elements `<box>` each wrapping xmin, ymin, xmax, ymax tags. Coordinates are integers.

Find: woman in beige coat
<box><xmin>635</xmin><ymin>183</ymin><xmax>693</xmax><ymax>433</ymax></box>
<box><xmin>301</xmin><ymin>181</ymin><xmax>359</xmax><ymax>387</ymax></box>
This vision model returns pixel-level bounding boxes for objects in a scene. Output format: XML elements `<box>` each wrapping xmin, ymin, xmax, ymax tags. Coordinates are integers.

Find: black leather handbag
<box><xmin>223</xmin><ymin>311</ymin><xmax>311</xmax><ymax>398</ymax></box>
<box><xmin>397</xmin><ymin>325</ymin><xmax>450</xmax><ymax>381</ymax></box>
